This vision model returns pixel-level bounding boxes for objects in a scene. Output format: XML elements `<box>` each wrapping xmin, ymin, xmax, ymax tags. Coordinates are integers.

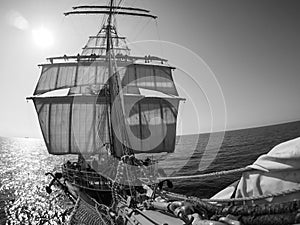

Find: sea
<box><xmin>0</xmin><ymin>120</ymin><xmax>300</xmax><ymax>224</ymax></box>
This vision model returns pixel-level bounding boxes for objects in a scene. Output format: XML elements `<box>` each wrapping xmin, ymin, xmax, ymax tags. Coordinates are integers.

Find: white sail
<box><xmin>123</xmin><ymin>96</ymin><xmax>180</xmax><ymax>154</ymax></box>
<box><xmin>121</xmin><ymin>64</ymin><xmax>178</xmax><ymax>96</ymax></box>
<box><xmin>34</xmin><ymin>61</ymin><xmax>113</xmax><ymax>95</ymax></box>
<box><xmin>33</xmin><ymin>95</ymin><xmax>109</xmax><ymax>155</ymax></box>
<box><xmin>32</xmin><ymin>61</ymin><xmax>181</xmax><ymax>156</ymax></box>
<box><xmin>34</xmin><ymin>62</ymin><xmax>177</xmax><ymax>96</ymax></box>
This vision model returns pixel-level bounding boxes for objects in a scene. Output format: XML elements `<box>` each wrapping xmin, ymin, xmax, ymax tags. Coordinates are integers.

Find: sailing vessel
<box><xmin>27</xmin><ymin>1</ymin><xmax>300</xmax><ymax>224</ymax></box>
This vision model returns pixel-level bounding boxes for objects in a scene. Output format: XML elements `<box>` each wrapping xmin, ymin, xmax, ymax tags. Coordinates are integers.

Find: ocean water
<box><xmin>0</xmin><ymin>120</ymin><xmax>300</xmax><ymax>224</ymax></box>
<box><xmin>0</xmin><ymin>138</ymin><xmax>76</xmax><ymax>224</ymax></box>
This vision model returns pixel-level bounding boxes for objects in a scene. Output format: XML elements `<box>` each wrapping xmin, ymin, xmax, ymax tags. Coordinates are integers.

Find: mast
<box><xmin>106</xmin><ymin>0</ymin><xmax>114</xmax><ymax>54</ymax></box>
<box><xmin>103</xmin><ymin>0</ymin><xmax>134</xmax><ymax>157</ymax></box>
<box><xmin>106</xmin><ymin>0</ymin><xmax>115</xmax><ymax>155</ymax></box>
<box><xmin>28</xmin><ymin>1</ymin><xmax>184</xmax><ymax>157</ymax></box>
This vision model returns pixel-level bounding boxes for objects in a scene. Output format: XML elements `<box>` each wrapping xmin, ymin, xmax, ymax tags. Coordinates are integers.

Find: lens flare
<box><xmin>32</xmin><ymin>27</ymin><xmax>54</xmax><ymax>48</ymax></box>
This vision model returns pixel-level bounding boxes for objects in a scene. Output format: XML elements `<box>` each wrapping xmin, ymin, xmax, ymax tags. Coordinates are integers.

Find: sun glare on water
<box><xmin>32</xmin><ymin>27</ymin><xmax>54</xmax><ymax>48</ymax></box>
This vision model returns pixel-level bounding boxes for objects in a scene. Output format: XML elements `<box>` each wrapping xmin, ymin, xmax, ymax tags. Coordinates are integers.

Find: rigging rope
<box><xmin>131</xmin><ymin>17</ymin><xmax>152</xmax><ymax>41</ymax></box>
<box><xmin>163</xmin><ymin>191</ymin><xmax>300</xmax><ymax>217</ymax></box>
<box><xmin>204</xmin><ymin>187</ymin><xmax>300</xmax><ymax>203</ymax></box>
<box><xmin>158</xmin><ymin>166</ymin><xmax>252</xmax><ymax>181</ymax></box>
<box><xmin>69</xmin><ymin>195</ymin><xmax>114</xmax><ymax>225</ymax></box>
<box><xmin>155</xmin><ymin>19</ymin><xmax>164</xmax><ymax>59</ymax></box>
<box><xmin>163</xmin><ymin>186</ymin><xmax>300</xmax><ymax>204</ymax></box>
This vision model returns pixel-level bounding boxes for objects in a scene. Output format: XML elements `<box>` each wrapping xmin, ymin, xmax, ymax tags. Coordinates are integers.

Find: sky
<box><xmin>0</xmin><ymin>0</ymin><xmax>300</xmax><ymax>138</ymax></box>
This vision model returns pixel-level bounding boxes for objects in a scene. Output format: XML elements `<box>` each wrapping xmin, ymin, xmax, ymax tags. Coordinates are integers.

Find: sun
<box><xmin>32</xmin><ymin>27</ymin><xmax>54</xmax><ymax>48</ymax></box>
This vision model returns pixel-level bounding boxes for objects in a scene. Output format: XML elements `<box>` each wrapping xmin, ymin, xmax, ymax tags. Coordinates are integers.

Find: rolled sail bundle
<box><xmin>212</xmin><ymin>137</ymin><xmax>300</xmax><ymax>204</ymax></box>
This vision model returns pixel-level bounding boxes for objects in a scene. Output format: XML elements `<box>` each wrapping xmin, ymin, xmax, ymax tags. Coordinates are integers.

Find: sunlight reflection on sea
<box><xmin>0</xmin><ymin>121</ymin><xmax>299</xmax><ymax>224</ymax></box>
<box><xmin>0</xmin><ymin>137</ymin><xmax>76</xmax><ymax>224</ymax></box>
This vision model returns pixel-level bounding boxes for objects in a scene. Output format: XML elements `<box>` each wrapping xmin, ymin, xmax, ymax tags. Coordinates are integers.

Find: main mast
<box><xmin>28</xmin><ymin>1</ymin><xmax>180</xmax><ymax>158</ymax></box>
<box><xmin>106</xmin><ymin>0</ymin><xmax>116</xmax><ymax>155</ymax></box>
<box><xmin>65</xmin><ymin>0</ymin><xmax>159</xmax><ymax>157</ymax></box>
<box><xmin>106</xmin><ymin>0</ymin><xmax>114</xmax><ymax>54</ymax></box>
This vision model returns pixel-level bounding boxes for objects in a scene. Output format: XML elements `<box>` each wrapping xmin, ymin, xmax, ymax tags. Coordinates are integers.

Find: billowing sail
<box><xmin>123</xmin><ymin>96</ymin><xmax>180</xmax><ymax>154</ymax></box>
<box><xmin>31</xmin><ymin>61</ymin><xmax>181</xmax><ymax>156</ymax></box>
<box><xmin>34</xmin><ymin>61</ymin><xmax>113</xmax><ymax>95</ymax></box>
<box><xmin>121</xmin><ymin>64</ymin><xmax>178</xmax><ymax>96</ymax></box>
<box><xmin>34</xmin><ymin>62</ymin><xmax>177</xmax><ymax>96</ymax></box>
<box><xmin>33</xmin><ymin>95</ymin><xmax>109</xmax><ymax>155</ymax></box>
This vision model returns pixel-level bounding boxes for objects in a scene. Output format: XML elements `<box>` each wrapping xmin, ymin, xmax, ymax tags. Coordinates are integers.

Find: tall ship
<box><xmin>27</xmin><ymin>1</ymin><xmax>300</xmax><ymax>224</ymax></box>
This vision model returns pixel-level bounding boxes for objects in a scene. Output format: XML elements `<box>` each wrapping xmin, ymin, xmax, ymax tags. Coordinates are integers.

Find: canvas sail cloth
<box><xmin>32</xmin><ymin>61</ymin><xmax>181</xmax><ymax>156</ymax></box>
<box><xmin>212</xmin><ymin>137</ymin><xmax>300</xmax><ymax>203</ymax></box>
<box><xmin>81</xmin><ymin>35</ymin><xmax>130</xmax><ymax>56</ymax></box>
<box><xmin>34</xmin><ymin>62</ymin><xmax>178</xmax><ymax>96</ymax></box>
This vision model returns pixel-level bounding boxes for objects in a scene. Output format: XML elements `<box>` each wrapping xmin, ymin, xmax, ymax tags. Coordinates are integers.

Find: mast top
<box><xmin>64</xmin><ymin>2</ymin><xmax>157</xmax><ymax>19</ymax></box>
<box><xmin>64</xmin><ymin>0</ymin><xmax>157</xmax><ymax>56</ymax></box>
